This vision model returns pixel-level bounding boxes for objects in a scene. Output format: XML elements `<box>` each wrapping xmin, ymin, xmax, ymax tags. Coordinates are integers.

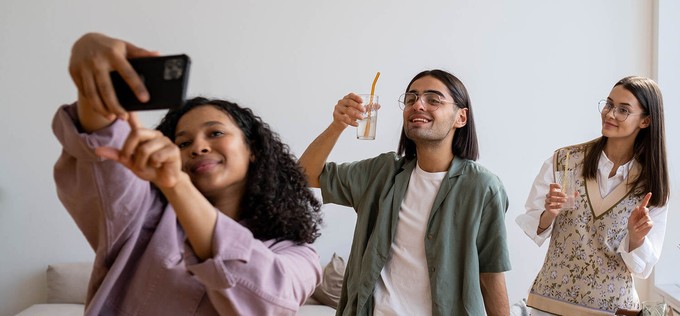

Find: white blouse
<box><xmin>515</xmin><ymin>151</ymin><xmax>668</xmax><ymax>279</ymax></box>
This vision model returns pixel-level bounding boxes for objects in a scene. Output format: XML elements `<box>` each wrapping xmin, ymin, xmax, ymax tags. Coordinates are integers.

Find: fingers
<box><xmin>94</xmin><ymin>146</ymin><xmax>121</xmax><ymax>162</ymax></box>
<box><xmin>77</xmin><ymin>69</ymin><xmax>114</xmax><ymax>120</ymax></box>
<box><xmin>70</xmin><ymin>32</ymin><xmax>157</xmax><ymax>119</ymax></box>
<box><xmin>130</xmin><ymin>137</ymin><xmax>175</xmax><ymax>170</ymax></box>
<box><xmin>548</xmin><ymin>183</ymin><xmax>562</xmax><ymax>191</ymax></box>
<box><xmin>543</xmin><ymin>183</ymin><xmax>568</xmax><ymax>215</ymax></box>
<box><xmin>120</xmin><ymin>41</ymin><xmax>160</xmax><ymax>103</ymax></box>
<box><xmin>333</xmin><ymin>93</ymin><xmax>366</xmax><ymax>127</ymax></box>
<box><xmin>633</xmin><ymin>217</ymin><xmax>653</xmax><ymax>231</ymax></box>
<box><xmin>639</xmin><ymin>192</ymin><xmax>652</xmax><ymax>209</ymax></box>
<box><xmin>146</xmin><ymin>142</ymin><xmax>181</xmax><ymax>169</ymax></box>
<box><xmin>93</xmin><ymin>65</ymin><xmax>127</xmax><ymax>116</ymax></box>
<box><xmin>628</xmin><ymin>193</ymin><xmax>654</xmax><ymax>241</ymax></box>
<box><xmin>346</xmin><ymin>92</ymin><xmax>365</xmax><ymax>105</ymax></box>
<box><xmin>545</xmin><ymin>183</ymin><xmax>567</xmax><ymax>200</ymax></box>
<box><xmin>125</xmin><ymin>42</ymin><xmax>161</xmax><ymax>59</ymax></box>
<box><xmin>629</xmin><ymin>215</ymin><xmax>653</xmax><ymax>242</ymax></box>
<box><xmin>96</xmin><ymin>126</ymin><xmax>181</xmax><ymax>187</ymax></box>
<box><xmin>127</xmin><ymin>112</ymin><xmax>142</xmax><ymax>129</ymax></box>
<box><xmin>110</xmin><ymin>55</ymin><xmax>149</xmax><ymax>104</ymax></box>
<box><xmin>630</xmin><ymin>192</ymin><xmax>653</xmax><ymax>221</ymax></box>
<box><xmin>119</xmin><ymin>128</ymin><xmax>162</xmax><ymax>161</ymax></box>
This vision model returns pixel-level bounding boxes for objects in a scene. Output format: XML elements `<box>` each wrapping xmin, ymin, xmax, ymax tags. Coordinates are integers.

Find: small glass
<box><xmin>357</xmin><ymin>94</ymin><xmax>379</xmax><ymax>140</ymax></box>
<box><xmin>555</xmin><ymin>170</ymin><xmax>576</xmax><ymax>209</ymax></box>
<box><xmin>641</xmin><ymin>301</ymin><xmax>667</xmax><ymax>316</ymax></box>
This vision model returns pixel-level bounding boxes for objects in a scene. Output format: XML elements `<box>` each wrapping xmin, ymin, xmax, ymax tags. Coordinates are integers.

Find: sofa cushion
<box><xmin>14</xmin><ymin>304</ymin><xmax>84</xmax><ymax>316</ymax></box>
<box><xmin>296</xmin><ymin>304</ymin><xmax>336</xmax><ymax>316</ymax></box>
<box><xmin>46</xmin><ymin>262</ymin><xmax>92</xmax><ymax>304</ymax></box>
<box><xmin>312</xmin><ymin>253</ymin><xmax>345</xmax><ymax>309</ymax></box>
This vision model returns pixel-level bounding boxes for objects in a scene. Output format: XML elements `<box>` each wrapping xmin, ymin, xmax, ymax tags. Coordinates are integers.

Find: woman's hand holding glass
<box><xmin>543</xmin><ymin>183</ymin><xmax>569</xmax><ymax>217</ymax></box>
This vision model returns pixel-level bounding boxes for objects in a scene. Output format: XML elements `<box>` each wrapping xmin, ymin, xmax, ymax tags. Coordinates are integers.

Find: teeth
<box><xmin>412</xmin><ymin>118</ymin><xmax>429</xmax><ymax>123</ymax></box>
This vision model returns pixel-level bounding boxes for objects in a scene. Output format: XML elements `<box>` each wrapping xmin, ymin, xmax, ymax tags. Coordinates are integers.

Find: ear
<box><xmin>454</xmin><ymin>108</ymin><xmax>468</xmax><ymax>128</ymax></box>
<box><xmin>639</xmin><ymin>116</ymin><xmax>651</xmax><ymax>129</ymax></box>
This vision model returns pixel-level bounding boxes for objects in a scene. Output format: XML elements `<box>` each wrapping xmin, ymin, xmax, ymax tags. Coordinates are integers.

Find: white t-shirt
<box><xmin>373</xmin><ymin>163</ymin><xmax>446</xmax><ymax>316</ymax></box>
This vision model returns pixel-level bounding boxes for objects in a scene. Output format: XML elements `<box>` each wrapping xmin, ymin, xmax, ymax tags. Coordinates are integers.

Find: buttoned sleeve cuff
<box><xmin>515</xmin><ymin>211</ymin><xmax>552</xmax><ymax>246</ymax></box>
<box><xmin>186</xmin><ymin>213</ymin><xmax>254</xmax><ymax>289</ymax></box>
<box><xmin>618</xmin><ymin>235</ymin><xmax>655</xmax><ymax>278</ymax></box>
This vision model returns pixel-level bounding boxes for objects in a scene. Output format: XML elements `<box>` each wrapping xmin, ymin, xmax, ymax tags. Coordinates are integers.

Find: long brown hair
<box><xmin>582</xmin><ymin>76</ymin><xmax>669</xmax><ymax>207</ymax></box>
<box><xmin>397</xmin><ymin>69</ymin><xmax>479</xmax><ymax>161</ymax></box>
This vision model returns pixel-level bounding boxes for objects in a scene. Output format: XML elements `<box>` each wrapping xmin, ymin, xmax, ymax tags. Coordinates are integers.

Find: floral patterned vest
<box><xmin>527</xmin><ymin>144</ymin><xmax>645</xmax><ymax>315</ymax></box>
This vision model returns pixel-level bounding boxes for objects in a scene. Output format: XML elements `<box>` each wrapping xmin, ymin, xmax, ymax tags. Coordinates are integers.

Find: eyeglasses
<box><xmin>398</xmin><ymin>92</ymin><xmax>455</xmax><ymax>111</ymax></box>
<box><xmin>597</xmin><ymin>100</ymin><xmax>645</xmax><ymax>122</ymax></box>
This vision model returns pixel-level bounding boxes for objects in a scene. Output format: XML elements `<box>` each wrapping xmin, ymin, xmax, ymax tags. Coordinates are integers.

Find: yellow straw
<box><xmin>562</xmin><ymin>152</ymin><xmax>570</xmax><ymax>189</ymax></box>
<box><xmin>369</xmin><ymin>72</ymin><xmax>380</xmax><ymax>103</ymax></box>
<box><xmin>364</xmin><ymin>71</ymin><xmax>380</xmax><ymax>137</ymax></box>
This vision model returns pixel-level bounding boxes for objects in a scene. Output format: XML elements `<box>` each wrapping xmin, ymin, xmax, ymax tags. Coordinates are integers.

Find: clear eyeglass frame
<box><xmin>398</xmin><ymin>92</ymin><xmax>455</xmax><ymax>111</ymax></box>
<box><xmin>597</xmin><ymin>99</ymin><xmax>645</xmax><ymax>122</ymax></box>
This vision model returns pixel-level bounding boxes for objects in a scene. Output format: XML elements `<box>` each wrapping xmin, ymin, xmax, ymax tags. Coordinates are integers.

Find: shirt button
<box><xmin>431</xmin><ymin>267</ymin><xmax>436</xmax><ymax>272</ymax></box>
<box><xmin>427</xmin><ymin>234</ymin><xmax>433</xmax><ymax>240</ymax></box>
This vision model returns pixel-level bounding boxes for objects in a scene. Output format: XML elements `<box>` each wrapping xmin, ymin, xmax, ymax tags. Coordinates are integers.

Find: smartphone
<box><xmin>110</xmin><ymin>54</ymin><xmax>191</xmax><ymax>111</ymax></box>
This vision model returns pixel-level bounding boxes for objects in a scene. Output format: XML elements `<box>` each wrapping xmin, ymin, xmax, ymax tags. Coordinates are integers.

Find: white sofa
<box><xmin>15</xmin><ymin>258</ymin><xmax>343</xmax><ymax>316</ymax></box>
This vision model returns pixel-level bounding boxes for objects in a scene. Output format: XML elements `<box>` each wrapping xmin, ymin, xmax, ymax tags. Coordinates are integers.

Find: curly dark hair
<box><xmin>155</xmin><ymin>97</ymin><xmax>322</xmax><ymax>244</ymax></box>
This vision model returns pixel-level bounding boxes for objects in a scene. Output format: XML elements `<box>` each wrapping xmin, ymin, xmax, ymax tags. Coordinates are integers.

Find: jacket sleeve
<box><xmin>617</xmin><ymin>203</ymin><xmax>668</xmax><ymax>278</ymax></box>
<box><xmin>319</xmin><ymin>152</ymin><xmax>398</xmax><ymax>209</ymax></box>
<box><xmin>52</xmin><ymin>104</ymin><xmax>161</xmax><ymax>259</ymax></box>
<box><xmin>515</xmin><ymin>155</ymin><xmax>555</xmax><ymax>246</ymax></box>
<box><xmin>186</xmin><ymin>213</ymin><xmax>322</xmax><ymax>316</ymax></box>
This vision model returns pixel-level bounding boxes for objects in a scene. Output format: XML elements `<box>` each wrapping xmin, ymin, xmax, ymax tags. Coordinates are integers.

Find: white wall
<box><xmin>654</xmin><ymin>0</ymin><xmax>680</xmax><ymax>290</ymax></box>
<box><xmin>1</xmin><ymin>1</ymin><xmax>672</xmax><ymax>315</ymax></box>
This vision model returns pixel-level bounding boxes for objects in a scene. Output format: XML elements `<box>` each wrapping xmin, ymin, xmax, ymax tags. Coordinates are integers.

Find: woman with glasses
<box><xmin>516</xmin><ymin>76</ymin><xmax>670</xmax><ymax>315</ymax></box>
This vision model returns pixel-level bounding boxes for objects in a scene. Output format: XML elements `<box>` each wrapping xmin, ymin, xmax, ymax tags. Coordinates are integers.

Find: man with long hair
<box><xmin>300</xmin><ymin>69</ymin><xmax>511</xmax><ymax>315</ymax></box>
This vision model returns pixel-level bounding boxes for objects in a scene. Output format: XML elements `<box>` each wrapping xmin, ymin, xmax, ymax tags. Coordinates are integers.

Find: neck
<box><xmin>415</xmin><ymin>143</ymin><xmax>454</xmax><ymax>172</ymax></box>
<box><xmin>207</xmin><ymin>187</ymin><xmax>245</xmax><ymax>220</ymax></box>
<box><xmin>603</xmin><ymin>138</ymin><xmax>635</xmax><ymax>166</ymax></box>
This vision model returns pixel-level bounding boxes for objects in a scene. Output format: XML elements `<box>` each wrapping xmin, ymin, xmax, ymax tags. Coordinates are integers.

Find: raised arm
<box><xmin>69</xmin><ymin>32</ymin><xmax>158</xmax><ymax>132</ymax></box>
<box><xmin>95</xmin><ymin>114</ymin><xmax>217</xmax><ymax>260</ymax></box>
<box><xmin>298</xmin><ymin>93</ymin><xmax>365</xmax><ymax>187</ymax></box>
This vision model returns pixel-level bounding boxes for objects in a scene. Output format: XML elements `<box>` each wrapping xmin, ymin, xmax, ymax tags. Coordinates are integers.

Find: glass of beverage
<box><xmin>357</xmin><ymin>94</ymin><xmax>379</xmax><ymax>140</ymax></box>
<box><xmin>555</xmin><ymin>170</ymin><xmax>576</xmax><ymax>209</ymax></box>
<box><xmin>641</xmin><ymin>301</ymin><xmax>667</xmax><ymax>316</ymax></box>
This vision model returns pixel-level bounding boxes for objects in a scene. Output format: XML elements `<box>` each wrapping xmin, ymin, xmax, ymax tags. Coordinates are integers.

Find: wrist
<box><xmin>628</xmin><ymin>235</ymin><xmax>645</xmax><ymax>248</ymax></box>
<box><xmin>330</xmin><ymin>120</ymin><xmax>348</xmax><ymax>131</ymax></box>
<box><xmin>157</xmin><ymin>172</ymin><xmax>192</xmax><ymax>194</ymax></box>
<box><xmin>538</xmin><ymin>211</ymin><xmax>553</xmax><ymax>230</ymax></box>
<box><xmin>76</xmin><ymin>100</ymin><xmax>116</xmax><ymax>133</ymax></box>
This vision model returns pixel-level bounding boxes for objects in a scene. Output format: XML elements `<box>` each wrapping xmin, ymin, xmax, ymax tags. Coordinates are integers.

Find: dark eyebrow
<box><xmin>175</xmin><ymin>121</ymin><xmax>225</xmax><ymax>138</ymax></box>
<box><xmin>606</xmin><ymin>97</ymin><xmax>633</xmax><ymax>107</ymax></box>
<box><xmin>406</xmin><ymin>89</ymin><xmax>447</xmax><ymax>98</ymax></box>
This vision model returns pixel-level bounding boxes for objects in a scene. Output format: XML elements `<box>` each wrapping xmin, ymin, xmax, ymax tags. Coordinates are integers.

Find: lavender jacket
<box><xmin>52</xmin><ymin>105</ymin><xmax>322</xmax><ymax>316</ymax></box>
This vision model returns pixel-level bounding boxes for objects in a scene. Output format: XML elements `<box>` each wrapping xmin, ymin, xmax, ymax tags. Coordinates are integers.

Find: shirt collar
<box><xmin>599</xmin><ymin>151</ymin><xmax>636</xmax><ymax>179</ymax></box>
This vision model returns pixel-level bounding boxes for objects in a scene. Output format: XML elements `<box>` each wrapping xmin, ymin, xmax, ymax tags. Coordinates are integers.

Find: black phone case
<box><xmin>110</xmin><ymin>54</ymin><xmax>191</xmax><ymax>111</ymax></box>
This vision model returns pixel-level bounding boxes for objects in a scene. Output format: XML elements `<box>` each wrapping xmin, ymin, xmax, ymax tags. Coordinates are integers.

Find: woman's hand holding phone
<box><xmin>69</xmin><ymin>32</ymin><xmax>159</xmax><ymax>131</ymax></box>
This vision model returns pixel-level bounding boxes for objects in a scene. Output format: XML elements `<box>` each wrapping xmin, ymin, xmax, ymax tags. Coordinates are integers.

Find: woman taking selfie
<box><xmin>53</xmin><ymin>33</ymin><xmax>322</xmax><ymax>315</ymax></box>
